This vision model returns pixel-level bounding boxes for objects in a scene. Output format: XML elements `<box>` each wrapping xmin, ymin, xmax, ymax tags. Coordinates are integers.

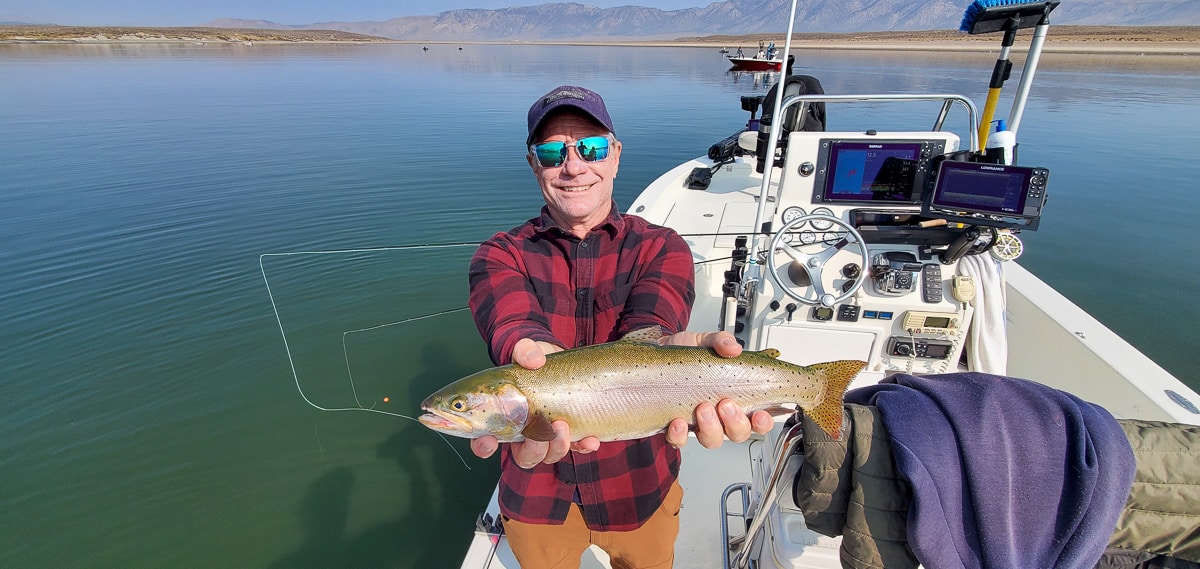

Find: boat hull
<box><xmin>727</xmin><ymin>56</ymin><xmax>782</xmax><ymax>71</ymax></box>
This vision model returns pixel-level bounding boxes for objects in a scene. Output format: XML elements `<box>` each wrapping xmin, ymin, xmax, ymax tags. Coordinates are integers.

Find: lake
<box><xmin>1</xmin><ymin>42</ymin><xmax>1197</xmax><ymax>568</ymax></box>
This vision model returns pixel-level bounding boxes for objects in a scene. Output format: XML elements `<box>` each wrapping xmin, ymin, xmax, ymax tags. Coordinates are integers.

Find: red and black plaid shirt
<box><xmin>468</xmin><ymin>202</ymin><xmax>695</xmax><ymax>531</ymax></box>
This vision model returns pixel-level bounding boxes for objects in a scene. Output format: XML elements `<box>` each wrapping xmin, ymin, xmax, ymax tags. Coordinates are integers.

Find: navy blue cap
<box><xmin>526</xmin><ymin>85</ymin><xmax>616</xmax><ymax>146</ymax></box>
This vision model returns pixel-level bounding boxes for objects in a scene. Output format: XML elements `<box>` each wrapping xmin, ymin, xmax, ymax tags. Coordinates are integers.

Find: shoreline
<box><xmin>3</xmin><ymin>25</ymin><xmax>1198</xmax><ymax>56</ymax></box>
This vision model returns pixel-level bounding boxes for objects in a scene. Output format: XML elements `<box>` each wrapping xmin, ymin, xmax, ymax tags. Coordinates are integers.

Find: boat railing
<box><xmin>771</xmin><ymin>93</ymin><xmax>981</xmax><ymax>150</ymax></box>
<box><xmin>722</xmin><ymin>420</ymin><xmax>806</xmax><ymax>569</ymax></box>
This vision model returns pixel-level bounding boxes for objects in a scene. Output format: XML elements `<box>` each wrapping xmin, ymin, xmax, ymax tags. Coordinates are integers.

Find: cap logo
<box><xmin>542</xmin><ymin>88</ymin><xmax>587</xmax><ymax>106</ymax></box>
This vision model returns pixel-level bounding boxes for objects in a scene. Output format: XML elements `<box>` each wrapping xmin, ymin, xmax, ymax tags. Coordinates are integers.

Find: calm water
<box><xmin>2</xmin><ymin>43</ymin><xmax>1198</xmax><ymax>568</ymax></box>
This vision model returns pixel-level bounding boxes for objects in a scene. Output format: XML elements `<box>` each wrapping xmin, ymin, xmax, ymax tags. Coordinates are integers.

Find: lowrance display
<box><xmin>924</xmin><ymin>160</ymin><xmax>1049</xmax><ymax>230</ymax></box>
<box><xmin>812</xmin><ymin>139</ymin><xmax>946</xmax><ymax>205</ymax></box>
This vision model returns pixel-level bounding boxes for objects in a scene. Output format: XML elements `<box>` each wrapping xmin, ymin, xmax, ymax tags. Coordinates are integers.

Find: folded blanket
<box><xmin>845</xmin><ymin>372</ymin><xmax>1136</xmax><ymax>569</ymax></box>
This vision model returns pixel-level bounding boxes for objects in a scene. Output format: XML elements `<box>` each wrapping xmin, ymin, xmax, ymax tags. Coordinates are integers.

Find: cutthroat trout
<box><xmin>419</xmin><ymin>330</ymin><xmax>865</xmax><ymax>442</ymax></box>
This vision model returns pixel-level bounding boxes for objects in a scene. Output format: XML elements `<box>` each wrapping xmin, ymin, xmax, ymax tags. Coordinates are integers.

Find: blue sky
<box><xmin>1</xmin><ymin>1</ymin><xmax>710</xmax><ymax>26</ymax></box>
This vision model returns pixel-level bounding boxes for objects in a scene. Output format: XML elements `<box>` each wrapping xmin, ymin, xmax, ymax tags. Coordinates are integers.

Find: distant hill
<box><xmin>0</xmin><ymin>26</ymin><xmax>389</xmax><ymax>43</ymax></box>
<box><xmin>204</xmin><ymin>0</ymin><xmax>1200</xmax><ymax>40</ymax></box>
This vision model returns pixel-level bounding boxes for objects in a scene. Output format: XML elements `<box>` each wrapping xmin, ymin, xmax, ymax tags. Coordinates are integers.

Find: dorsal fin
<box><xmin>758</xmin><ymin>348</ymin><xmax>782</xmax><ymax>359</ymax></box>
<box><xmin>619</xmin><ymin>326</ymin><xmax>667</xmax><ymax>345</ymax></box>
<box><xmin>520</xmin><ymin>412</ymin><xmax>557</xmax><ymax>442</ymax></box>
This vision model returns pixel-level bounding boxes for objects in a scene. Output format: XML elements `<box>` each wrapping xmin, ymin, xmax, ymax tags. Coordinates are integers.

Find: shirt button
<box><xmin>580</xmin><ymin>242</ymin><xmax>588</xmax><ymax>248</ymax></box>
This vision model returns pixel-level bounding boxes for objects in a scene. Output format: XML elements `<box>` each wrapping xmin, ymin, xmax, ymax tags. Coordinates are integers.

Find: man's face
<box><xmin>527</xmin><ymin>111</ymin><xmax>621</xmax><ymax>238</ymax></box>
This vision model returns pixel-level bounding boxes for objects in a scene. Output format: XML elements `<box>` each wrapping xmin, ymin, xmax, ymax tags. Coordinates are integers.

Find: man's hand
<box><xmin>469</xmin><ymin>338</ymin><xmax>600</xmax><ymax>466</ymax></box>
<box><xmin>662</xmin><ymin>330</ymin><xmax>774</xmax><ymax>449</ymax></box>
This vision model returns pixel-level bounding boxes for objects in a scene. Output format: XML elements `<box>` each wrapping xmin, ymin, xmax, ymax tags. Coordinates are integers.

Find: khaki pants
<box><xmin>502</xmin><ymin>480</ymin><xmax>683</xmax><ymax>569</ymax></box>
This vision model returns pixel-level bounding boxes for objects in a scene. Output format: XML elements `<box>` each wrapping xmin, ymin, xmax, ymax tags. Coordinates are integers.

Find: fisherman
<box><xmin>468</xmin><ymin>85</ymin><xmax>774</xmax><ymax>569</ymax></box>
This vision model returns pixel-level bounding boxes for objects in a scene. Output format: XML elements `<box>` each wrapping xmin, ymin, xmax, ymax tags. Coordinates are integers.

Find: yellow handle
<box><xmin>978</xmin><ymin>87</ymin><xmax>1002</xmax><ymax>149</ymax></box>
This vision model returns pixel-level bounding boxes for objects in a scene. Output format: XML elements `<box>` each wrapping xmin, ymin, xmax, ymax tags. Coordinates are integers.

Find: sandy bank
<box><xmin>3</xmin><ymin>25</ymin><xmax>1198</xmax><ymax>56</ymax></box>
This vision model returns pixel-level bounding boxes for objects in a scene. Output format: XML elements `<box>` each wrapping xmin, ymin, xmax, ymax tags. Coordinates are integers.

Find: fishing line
<box><xmin>259</xmin><ymin>242</ymin><xmax>480</xmax><ymax>469</ymax></box>
<box><xmin>258</xmin><ymin>234</ymin><xmax>775</xmax><ymax>466</ymax></box>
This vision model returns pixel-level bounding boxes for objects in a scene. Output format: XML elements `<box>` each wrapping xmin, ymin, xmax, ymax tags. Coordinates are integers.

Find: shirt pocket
<box><xmin>593</xmin><ymin>281</ymin><xmax>634</xmax><ymax>313</ymax></box>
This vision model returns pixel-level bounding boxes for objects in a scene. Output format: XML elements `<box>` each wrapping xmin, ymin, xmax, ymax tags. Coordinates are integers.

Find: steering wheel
<box><xmin>766</xmin><ymin>214</ymin><xmax>869</xmax><ymax>307</ymax></box>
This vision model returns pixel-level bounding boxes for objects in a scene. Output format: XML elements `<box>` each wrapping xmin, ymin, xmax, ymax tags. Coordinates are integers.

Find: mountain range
<box><xmin>205</xmin><ymin>0</ymin><xmax>1200</xmax><ymax>40</ymax></box>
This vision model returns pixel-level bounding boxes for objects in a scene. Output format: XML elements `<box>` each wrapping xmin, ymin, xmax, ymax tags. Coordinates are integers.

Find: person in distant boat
<box><xmin>736</xmin><ymin>46</ymin><xmax>744</xmax><ymax>57</ymax></box>
<box><xmin>468</xmin><ymin>85</ymin><xmax>773</xmax><ymax>569</ymax></box>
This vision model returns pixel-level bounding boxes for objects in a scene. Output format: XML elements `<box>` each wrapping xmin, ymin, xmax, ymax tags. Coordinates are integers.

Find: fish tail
<box><xmin>804</xmin><ymin>360</ymin><xmax>866</xmax><ymax>439</ymax></box>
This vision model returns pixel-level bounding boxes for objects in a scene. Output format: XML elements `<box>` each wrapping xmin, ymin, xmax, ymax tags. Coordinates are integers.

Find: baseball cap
<box><xmin>526</xmin><ymin>85</ymin><xmax>616</xmax><ymax>146</ymax></box>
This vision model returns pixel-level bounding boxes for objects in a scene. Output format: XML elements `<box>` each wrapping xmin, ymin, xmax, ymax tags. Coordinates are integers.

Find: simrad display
<box><xmin>812</xmin><ymin>139</ymin><xmax>946</xmax><ymax>204</ymax></box>
<box><xmin>924</xmin><ymin>160</ymin><xmax>1049</xmax><ymax>230</ymax></box>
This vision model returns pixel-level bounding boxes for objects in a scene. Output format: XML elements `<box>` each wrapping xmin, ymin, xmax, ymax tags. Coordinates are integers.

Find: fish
<box><xmin>418</xmin><ymin>329</ymin><xmax>865</xmax><ymax>442</ymax></box>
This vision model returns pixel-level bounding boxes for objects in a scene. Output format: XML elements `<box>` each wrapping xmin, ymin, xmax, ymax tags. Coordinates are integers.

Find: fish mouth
<box><xmin>417</xmin><ymin>408</ymin><xmax>472</xmax><ymax>433</ymax></box>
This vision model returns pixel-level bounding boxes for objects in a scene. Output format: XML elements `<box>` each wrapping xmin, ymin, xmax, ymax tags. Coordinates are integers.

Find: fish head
<box><xmin>418</xmin><ymin>370</ymin><xmax>530</xmax><ymax>442</ymax></box>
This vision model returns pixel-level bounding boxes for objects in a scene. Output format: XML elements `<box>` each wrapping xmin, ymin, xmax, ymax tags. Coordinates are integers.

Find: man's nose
<box><xmin>561</xmin><ymin>146</ymin><xmax>589</xmax><ymax>174</ymax></box>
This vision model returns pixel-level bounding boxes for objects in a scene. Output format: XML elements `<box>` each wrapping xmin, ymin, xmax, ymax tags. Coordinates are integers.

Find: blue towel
<box><xmin>845</xmin><ymin>372</ymin><xmax>1136</xmax><ymax>569</ymax></box>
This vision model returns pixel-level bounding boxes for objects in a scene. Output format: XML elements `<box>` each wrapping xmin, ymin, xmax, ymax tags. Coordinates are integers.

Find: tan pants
<box><xmin>502</xmin><ymin>480</ymin><xmax>683</xmax><ymax>569</ymax></box>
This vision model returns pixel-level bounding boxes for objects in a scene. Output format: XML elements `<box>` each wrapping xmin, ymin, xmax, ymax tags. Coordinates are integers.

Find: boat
<box><xmin>726</xmin><ymin>55</ymin><xmax>783</xmax><ymax>71</ymax></box>
<box><xmin>453</xmin><ymin>2</ymin><xmax>1200</xmax><ymax>568</ymax></box>
<box><xmin>728</xmin><ymin>40</ymin><xmax>783</xmax><ymax>71</ymax></box>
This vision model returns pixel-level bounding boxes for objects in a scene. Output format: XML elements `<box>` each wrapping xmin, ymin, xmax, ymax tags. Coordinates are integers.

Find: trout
<box><xmin>419</xmin><ymin>330</ymin><xmax>865</xmax><ymax>442</ymax></box>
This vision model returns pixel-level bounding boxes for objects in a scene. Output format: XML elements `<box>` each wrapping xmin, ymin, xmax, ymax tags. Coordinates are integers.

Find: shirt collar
<box><xmin>535</xmin><ymin>200</ymin><xmax>624</xmax><ymax>240</ymax></box>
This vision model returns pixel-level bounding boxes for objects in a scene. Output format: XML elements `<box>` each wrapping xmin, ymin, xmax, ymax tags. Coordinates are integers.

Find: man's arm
<box><xmin>468</xmin><ymin>237</ymin><xmax>559</xmax><ymax>366</ymax></box>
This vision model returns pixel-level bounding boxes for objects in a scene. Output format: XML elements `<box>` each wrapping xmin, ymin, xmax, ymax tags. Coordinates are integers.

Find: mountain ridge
<box><xmin>202</xmin><ymin>0</ymin><xmax>1200</xmax><ymax>40</ymax></box>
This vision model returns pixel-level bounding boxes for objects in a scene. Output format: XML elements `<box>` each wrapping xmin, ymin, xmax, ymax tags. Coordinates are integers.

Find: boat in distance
<box><xmin>728</xmin><ymin>40</ymin><xmax>783</xmax><ymax>71</ymax></box>
<box><xmin>727</xmin><ymin>55</ymin><xmax>783</xmax><ymax>71</ymax></box>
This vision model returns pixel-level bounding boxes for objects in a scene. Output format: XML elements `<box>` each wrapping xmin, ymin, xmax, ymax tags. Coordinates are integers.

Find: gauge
<box><xmin>799</xmin><ymin>231</ymin><xmax>817</xmax><ymax>244</ymax></box>
<box><xmin>781</xmin><ymin>206</ymin><xmax>806</xmax><ymax>225</ymax></box>
<box><xmin>810</xmin><ymin>207</ymin><xmax>835</xmax><ymax>230</ymax></box>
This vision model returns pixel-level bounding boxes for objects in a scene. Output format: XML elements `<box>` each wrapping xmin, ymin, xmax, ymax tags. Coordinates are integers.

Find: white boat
<box><xmin>454</xmin><ymin>3</ymin><xmax>1200</xmax><ymax>568</ymax></box>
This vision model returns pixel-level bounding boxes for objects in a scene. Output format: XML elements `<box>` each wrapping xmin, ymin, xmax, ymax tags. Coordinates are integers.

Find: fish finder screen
<box><xmin>822</xmin><ymin>142</ymin><xmax>923</xmax><ymax>203</ymax></box>
<box><xmin>930</xmin><ymin>162</ymin><xmax>1032</xmax><ymax>215</ymax></box>
<box><xmin>922</xmin><ymin>160</ymin><xmax>1048</xmax><ymax>230</ymax></box>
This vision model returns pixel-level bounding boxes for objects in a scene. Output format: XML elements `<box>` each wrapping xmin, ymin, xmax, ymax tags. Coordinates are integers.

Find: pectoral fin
<box><xmin>619</xmin><ymin>326</ymin><xmax>667</xmax><ymax>344</ymax></box>
<box><xmin>520</xmin><ymin>412</ymin><xmax>558</xmax><ymax>442</ymax></box>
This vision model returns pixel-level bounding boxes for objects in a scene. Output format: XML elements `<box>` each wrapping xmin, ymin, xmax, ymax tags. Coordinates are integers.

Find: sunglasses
<box><xmin>529</xmin><ymin>135</ymin><xmax>612</xmax><ymax>168</ymax></box>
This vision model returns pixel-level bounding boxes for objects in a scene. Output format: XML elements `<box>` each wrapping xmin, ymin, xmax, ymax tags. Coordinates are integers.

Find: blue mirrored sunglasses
<box><xmin>529</xmin><ymin>136</ymin><xmax>612</xmax><ymax>168</ymax></box>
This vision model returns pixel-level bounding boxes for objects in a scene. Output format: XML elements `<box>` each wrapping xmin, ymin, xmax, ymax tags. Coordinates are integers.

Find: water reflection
<box><xmin>727</xmin><ymin>69</ymin><xmax>778</xmax><ymax>91</ymax></box>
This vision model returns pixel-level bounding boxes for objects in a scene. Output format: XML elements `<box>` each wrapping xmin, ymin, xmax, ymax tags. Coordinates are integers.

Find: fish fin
<box><xmin>803</xmin><ymin>360</ymin><xmax>867</xmax><ymax>438</ymax></box>
<box><xmin>520</xmin><ymin>412</ymin><xmax>558</xmax><ymax>442</ymax></box>
<box><xmin>619</xmin><ymin>326</ymin><xmax>667</xmax><ymax>345</ymax></box>
<box><xmin>761</xmin><ymin>404</ymin><xmax>797</xmax><ymax>418</ymax></box>
<box><xmin>758</xmin><ymin>348</ymin><xmax>782</xmax><ymax>359</ymax></box>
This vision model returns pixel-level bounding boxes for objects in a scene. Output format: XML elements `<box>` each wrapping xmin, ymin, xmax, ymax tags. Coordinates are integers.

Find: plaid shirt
<box><xmin>468</xmin><ymin>202</ymin><xmax>695</xmax><ymax>531</ymax></box>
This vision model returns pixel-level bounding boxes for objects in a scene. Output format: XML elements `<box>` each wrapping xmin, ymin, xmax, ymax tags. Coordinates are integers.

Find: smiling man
<box><xmin>466</xmin><ymin>85</ymin><xmax>772</xmax><ymax>569</ymax></box>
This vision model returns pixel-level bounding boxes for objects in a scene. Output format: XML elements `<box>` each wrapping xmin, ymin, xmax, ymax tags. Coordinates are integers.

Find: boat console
<box><xmin>739</xmin><ymin>130</ymin><xmax>978</xmax><ymax>375</ymax></box>
<box><xmin>629</xmin><ymin>95</ymin><xmax>1050</xmax><ymax>377</ymax></box>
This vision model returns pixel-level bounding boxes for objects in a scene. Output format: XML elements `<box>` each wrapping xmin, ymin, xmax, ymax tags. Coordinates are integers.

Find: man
<box><xmin>467</xmin><ymin>85</ymin><xmax>773</xmax><ymax>569</ymax></box>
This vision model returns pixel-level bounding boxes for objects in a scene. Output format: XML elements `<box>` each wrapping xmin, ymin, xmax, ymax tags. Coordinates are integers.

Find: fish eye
<box><xmin>450</xmin><ymin>397</ymin><xmax>467</xmax><ymax>411</ymax></box>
